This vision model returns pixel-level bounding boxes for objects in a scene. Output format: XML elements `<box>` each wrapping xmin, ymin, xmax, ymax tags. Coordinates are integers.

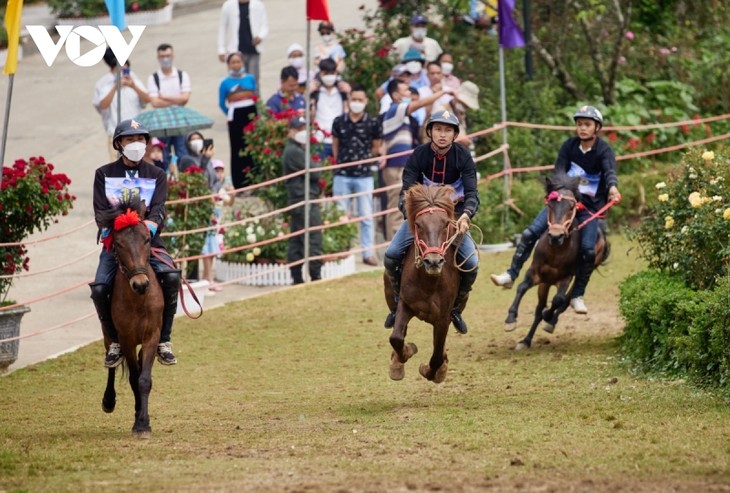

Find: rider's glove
<box><xmin>143</xmin><ymin>220</ymin><xmax>158</xmax><ymax>237</ymax></box>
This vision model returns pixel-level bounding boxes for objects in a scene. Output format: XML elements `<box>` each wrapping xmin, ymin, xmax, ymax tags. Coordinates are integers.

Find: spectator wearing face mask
<box><xmin>437</xmin><ymin>52</ymin><xmax>461</xmax><ymax>91</ymax></box>
<box><xmin>147</xmin><ymin>43</ymin><xmax>192</xmax><ymax>164</ymax></box>
<box><xmin>313</xmin><ymin>21</ymin><xmax>347</xmax><ymax>73</ymax></box>
<box><xmin>375</xmin><ymin>50</ymin><xmax>429</xmax><ymax>112</ymax></box>
<box><xmin>286</xmin><ymin>43</ymin><xmax>315</xmax><ymax>93</ymax></box>
<box><xmin>392</xmin><ymin>14</ymin><xmax>443</xmax><ymax>63</ymax></box>
<box><xmin>310</xmin><ymin>57</ymin><xmax>350</xmax><ymax>161</ymax></box>
<box><xmin>178</xmin><ymin>131</ymin><xmax>214</xmax><ymax>173</ymax></box>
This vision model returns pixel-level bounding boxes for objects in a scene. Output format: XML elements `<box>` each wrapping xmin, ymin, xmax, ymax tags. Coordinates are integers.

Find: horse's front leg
<box><xmin>516</xmin><ymin>283</ymin><xmax>549</xmax><ymax>351</ymax></box>
<box><xmin>419</xmin><ymin>317</ymin><xmax>450</xmax><ymax>384</ymax></box>
<box><xmin>132</xmin><ymin>341</ymin><xmax>156</xmax><ymax>438</ymax></box>
<box><xmin>505</xmin><ymin>274</ymin><xmax>535</xmax><ymax>331</ymax></box>
<box><xmin>388</xmin><ymin>304</ymin><xmax>418</xmax><ymax>381</ymax></box>
<box><xmin>101</xmin><ymin>367</ymin><xmax>116</xmax><ymax>413</ymax></box>
<box><xmin>542</xmin><ymin>279</ymin><xmax>571</xmax><ymax>333</ymax></box>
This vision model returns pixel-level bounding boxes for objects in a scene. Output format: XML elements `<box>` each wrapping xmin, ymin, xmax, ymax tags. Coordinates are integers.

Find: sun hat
<box><xmin>287</xmin><ymin>43</ymin><xmax>304</xmax><ymax>57</ymax></box>
<box><xmin>456</xmin><ymin>81</ymin><xmax>480</xmax><ymax>110</ymax></box>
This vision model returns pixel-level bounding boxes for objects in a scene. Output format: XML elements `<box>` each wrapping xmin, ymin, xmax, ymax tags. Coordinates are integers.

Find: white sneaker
<box><xmin>570</xmin><ymin>296</ymin><xmax>588</xmax><ymax>314</ymax></box>
<box><xmin>490</xmin><ymin>271</ymin><xmax>514</xmax><ymax>289</ymax></box>
<box><xmin>104</xmin><ymin>342</ymin><xmax>123</xmax><ymax>368</ymax></box>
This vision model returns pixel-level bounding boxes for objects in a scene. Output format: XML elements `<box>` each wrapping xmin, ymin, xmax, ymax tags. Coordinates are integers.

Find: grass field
<box><xmin>1</xmin><ymin>236</ymin><xmax>728</xmax><ymax>492</ymax></box>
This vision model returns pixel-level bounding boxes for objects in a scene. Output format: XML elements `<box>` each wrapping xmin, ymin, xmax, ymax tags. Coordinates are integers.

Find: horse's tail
<box><xmin>598</xmin><ymin>220</ymin><xmax>611</xmax><ymax>265</ymax></box>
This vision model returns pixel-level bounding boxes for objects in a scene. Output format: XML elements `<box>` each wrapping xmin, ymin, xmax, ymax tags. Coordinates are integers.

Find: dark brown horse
<box><xmin>98</xmin><ymin>195</ymin><xmax>164</xmax><ymax>437</ymax></box>
<box><xmin>504</xmin><ymin>175</ymin><xmax>609</xmax><ymax>350</ymax></box>
<box><xmin>384</xmin><ymin>184</ymin><xmax>462</xmax><ymax>383</ymax></box>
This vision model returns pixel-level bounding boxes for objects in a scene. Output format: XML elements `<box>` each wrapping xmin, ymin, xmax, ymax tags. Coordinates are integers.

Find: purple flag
<box><xmin>498</xmin><ymin>0</ymin><xmax>525</xmax><ymax>49</ymax></box>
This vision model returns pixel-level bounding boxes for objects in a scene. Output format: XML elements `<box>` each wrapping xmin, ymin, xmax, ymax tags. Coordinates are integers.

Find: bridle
<box><xmin>413</xmin><ymin>207</ymin><xmax>459</xmax><ymax>268</ymax></box>
<box><xmin>113</xmin><ymin>226</ymin><xmax>150</xmax><ymax>280</ymax></box>
<box><xmin>545</xmin><ymin>190</ymin><xmax>581</xmax><ymax>237</ymax></box>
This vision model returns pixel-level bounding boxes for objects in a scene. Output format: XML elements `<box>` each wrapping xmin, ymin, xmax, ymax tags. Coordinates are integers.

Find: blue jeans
<box><xmin>385</xmin><ymin>220</ymin><xmax>479</xmax><ymax>271</ymax></box>
<box><xmin>333</xmin><ymin>174</ymin><xmax>375</xmax><ymax>259</ymax></box>
<box><xmin>94</xmin><ymin>247</ymin><xmax>177</xmax><ymax>286</ymax></box>
<box><xmin>161</xmin><ymin>134</ymin><xmax>188</xmax><ymax>164</ymax></box>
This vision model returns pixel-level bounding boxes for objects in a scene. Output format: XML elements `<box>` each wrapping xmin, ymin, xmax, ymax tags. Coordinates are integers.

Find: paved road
<box><xmin>1</xmin><ymin>0</ymin><xmax>380</xmax><ymax>373</ymax></box>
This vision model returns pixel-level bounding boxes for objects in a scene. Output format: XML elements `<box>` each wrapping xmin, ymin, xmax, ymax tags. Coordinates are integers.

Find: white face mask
<box><xmin>189</xmin><ymin>140</ymin><xmax>204</xmax><ymax>153</ymax></box>
<box><xmin>441</xmin><ymin>62</ymin><xmax>454</xmax><ymax>76</ymax></box>
<box><xmin>122</xmin><ymin>141</ymin><xmax>146</xmax><ymax>162</ymax></box>
<box><xmin>412</xmin><ymin>28</ymin><xmax>427</xmax><ymax>41</ymax></box>
<box><xmin>321</xmin><ymin>74</ymin><xmax>337</xmax><ymax>86</ymax></box>
<box><xmin>321</xmin><ymin>34</ymin><xmax>335</xmax><ymax>44</ymax></box>
<box><xmin>289</xmin><ymin>56</ymin><xmax>304</xmax><ymax>69</ymax></box>
<box><xmin>406</xmin><ymin>61</ymin><xmax>422</xmax><ymax>74</ymax></box>
<box><xmin>294</xmin><ymin>130</ymin><xmax>308</xmax><ymax>145</ymax></box>
<box><xmin>349</xmin><ymin>101</ymin><xmax>366</xmax><ymax>114</ymax></box>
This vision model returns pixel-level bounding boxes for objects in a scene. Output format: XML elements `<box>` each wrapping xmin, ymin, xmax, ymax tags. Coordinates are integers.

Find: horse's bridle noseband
<box><xmin>113</xmin><ymin>236</ymin><xmax>149</xmax><ymax>280</ymax></box>
<box><xmin>413</xmin><ymin>207</ymin><xmax>458</xmax><ymax>267</ymax></box>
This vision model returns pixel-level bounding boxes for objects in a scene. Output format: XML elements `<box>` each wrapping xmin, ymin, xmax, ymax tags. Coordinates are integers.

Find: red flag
<box><xmin>307</xmin><ymin>0</ymin><xmax>331</xmax><ymax>21</ymax></box>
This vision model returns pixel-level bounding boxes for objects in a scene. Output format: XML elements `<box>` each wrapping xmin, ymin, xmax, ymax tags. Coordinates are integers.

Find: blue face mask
<box><xmin>229</xmin><ymin>68</ymin><xmax>245</xmax><ymax>77</ymax></box>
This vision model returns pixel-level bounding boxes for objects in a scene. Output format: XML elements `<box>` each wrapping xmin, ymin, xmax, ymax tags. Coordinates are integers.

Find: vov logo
<box><xmin>26</xmin><ymin>25</ymin><xmax>146</xmax><ymax>67</ymax></box>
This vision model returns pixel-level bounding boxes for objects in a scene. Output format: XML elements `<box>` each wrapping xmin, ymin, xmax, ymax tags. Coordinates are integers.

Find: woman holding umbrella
<box><xmin>218</xmin><ymin>51</ymin><xmax>258</xmax><ymax>191</ymax></box>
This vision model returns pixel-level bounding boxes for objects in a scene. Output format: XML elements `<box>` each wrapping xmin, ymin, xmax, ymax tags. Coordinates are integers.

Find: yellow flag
<box><xmin>3</xmin><ymin>0</ymin><xmax>25</xmax><ymax>75</ymax></box>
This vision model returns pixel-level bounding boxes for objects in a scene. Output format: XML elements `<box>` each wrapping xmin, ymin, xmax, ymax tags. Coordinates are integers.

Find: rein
<box><xmin>576</xmin><ymin>196</ymin><xmax>620</xmax><ymax>230</ymax></box>
<box><xmin>412</xmin><ymin>207</ymin><xmax>459</xmax><ymax>268</ymax></box>
<box><xmin>151</xmin><ymin>247</ymin><xmax>204</xmax><ymax>319</ymax></box>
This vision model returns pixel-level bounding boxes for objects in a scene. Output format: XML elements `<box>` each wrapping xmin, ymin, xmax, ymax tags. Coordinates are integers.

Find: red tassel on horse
<box><xmin>114</xmin><ymin>208</ymin><xmax>141</xmax><ymax>231</ymax></box>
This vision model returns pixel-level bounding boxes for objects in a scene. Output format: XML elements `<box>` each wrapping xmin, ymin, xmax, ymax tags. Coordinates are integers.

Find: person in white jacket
<box><xmin>217</xmin><ymin>0</ymin><xmax>269</xmax><ymax>90</ymax></box>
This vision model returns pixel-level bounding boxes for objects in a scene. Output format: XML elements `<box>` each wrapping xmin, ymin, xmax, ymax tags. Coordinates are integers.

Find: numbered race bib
<box><xmin>105</xmin><ymin>177</ymin><xmax>156</xmax><ymax>208</ymax></box>
<box><xmin>568</xmin><ymin>162</ymin><xmax>600</xmax><ymax>197</ymax></box>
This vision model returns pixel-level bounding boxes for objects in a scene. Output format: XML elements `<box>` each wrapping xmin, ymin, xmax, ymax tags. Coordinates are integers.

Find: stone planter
<box><xmin>217</xmin><ymin>254</ymin><xmax>357</xmax><ymax>287</ymax></box>
<box><xmin>56</xmin><ymin>3</ymin><xmax>173</xmax><ymax>27</ymax></box>
<box><xmin>0</xmin><ymin>305</ymin><xmax>31</xmax><ymax>372</ymax></box>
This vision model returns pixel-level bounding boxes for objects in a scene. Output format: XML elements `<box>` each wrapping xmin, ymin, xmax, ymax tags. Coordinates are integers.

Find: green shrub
<box><xmin>164</xmin><ymin>166</ymin><xmax>213</xmax><ymax>266</ymax></box>
<box><xmin>619</xmin><ymin>270</ymin><xmax>730</xmax><ymax>390</ymax></box>
<box><xmin>47</xmin><ymin>0</ymin><xmax>166</xmax><ymax>18</ymax></box>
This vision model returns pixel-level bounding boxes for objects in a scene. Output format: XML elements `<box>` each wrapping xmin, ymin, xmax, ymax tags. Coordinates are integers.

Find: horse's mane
<box><xmin>546</xmin><ymin>174</ymin><xmax>582</xmax><ymax>202</ymax></box>
<box><xmin>97</xmin><ymin>194</ymin><xmax>145</xmax><ymax>231</ymax></box>
<box><xmin>405</xmin><ymin>184</ymin><xmax>456</xmax><ymax>230</ymax></box>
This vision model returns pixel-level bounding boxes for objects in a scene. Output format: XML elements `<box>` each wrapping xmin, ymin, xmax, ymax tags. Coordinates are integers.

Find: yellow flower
<box><xmin>688</xmin><ymin>191</ymin><xmax>704</xmax><ymax>208</ymax></box>
<box><xmin>246</xmin><ymin>252</ymin><xmax>255</xmax><ymax>262</ymax></box>
<box><xmin>658</xmin><ymin>194</ymin><xmax>669</xmax><ymax>202</ymax></box>
<box><xmin>724</xmin><ymin>208</ymin><xmax>730</xmax><ymax>221</ymax></box>
<box><xmin>655</xmin><ymin>182</ymin><xmax>667</xmax><ymax>189</ymax></box>
<box><xmin>253</xmin><ymin>247</ymin><xmax>261</xmax><ymax>256</ymax></box>
<box><xmin>702</xmin><ymin>150</ymin><xmax>715</xmax><ymax>161</ymax></box>
<box><xmin>665</xmin><ymin>216</ymin><xmax>675</xmax><ymax>229</ymax></box>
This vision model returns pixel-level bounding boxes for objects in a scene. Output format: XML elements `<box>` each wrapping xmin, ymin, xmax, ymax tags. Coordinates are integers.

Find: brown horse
<box><xmin>504</xmin><ymin>175</ymin><xmax>609</xmax><ymax>350</ymax></box>
<box><xmin>98</xmin><ymin>194</ymin><xmax>164</xmax><ymax>437</ymax></box>
<box><xmin>384</xmin><ymin>184</ymin><xmax>462</xmax><ymax>383</ymax></box>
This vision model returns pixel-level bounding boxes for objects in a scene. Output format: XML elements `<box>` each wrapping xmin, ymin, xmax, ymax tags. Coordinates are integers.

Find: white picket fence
<box><xmin>217</xmin><ymin>254</ymin><xmax>356</xmax><ymax>287</ymax></box>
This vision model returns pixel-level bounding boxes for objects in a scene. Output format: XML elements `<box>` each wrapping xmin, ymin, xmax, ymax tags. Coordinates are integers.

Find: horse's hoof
<box><xmin>542</xmin><ymin>322</ymin><xmax>555</xmax><ymax>334</ymax></box>
<box><xmin>389</xmin><ymin>363</ymin><xmax>405</xmax><ymax>381</ymax></box>
<box><xmin>405</xmin><ymin>342</ymin><xmax>418</xmax><ymax>359</ymax></box>
<box><xmin>418</xmin><ymin>363</ymin><xmax>431</xmax><ymax>380</ymax></box>
<box><xmin>133</xmin><ymin>430</ymin><xmax>151</xmax><ymax>439</ymax></box>
<box><xmin>515</xmin><ymin>341</ymin><xmax>531</xmax><ymax>351</ymax></box>
<box><xmin>432</xmin><ymin>362</ymin><xmax>448</xmax><ymax>384</ymax></box>
<box><xmin>101</xmin><ymin>400</ymin><xmax>115</xmax><ymax>414</ymax></box>
<box><xmin>504</xmin><ymin>321</ymin><xmax>517</xmax><ymax>332</ymax></box>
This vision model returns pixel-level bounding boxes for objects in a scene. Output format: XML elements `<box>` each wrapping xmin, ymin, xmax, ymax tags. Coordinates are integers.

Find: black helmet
<box><xmin>573</xmin><ymin>105</ymin><xmax>603</xmax><ymax>127</ymax></box>
<box><xmin>426</xmin><ymin>109</ymin><xmax>460</xmax><ymax>136</ymax></box>
<box><xmin>112</xmin><ymin>119</ymin><xmax>150</xmax><ymax>149</ymax></box>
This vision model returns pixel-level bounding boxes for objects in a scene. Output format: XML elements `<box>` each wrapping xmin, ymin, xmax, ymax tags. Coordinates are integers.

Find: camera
<box><xmin>203</xmin><ymin>138</ymin><xmax>214</xmax><ymax>149</ymax></box>
<box><xmin>122</xmin><ymin>66</ymin><xmax>130</xmax><ymax>76</ymax></box>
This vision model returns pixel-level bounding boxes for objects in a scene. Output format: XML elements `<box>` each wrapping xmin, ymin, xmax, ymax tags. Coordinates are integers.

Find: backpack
<box><xmin>152</xmin><ymin>69</ymin><xmax>184</xmax><ymax>91</ymax></box>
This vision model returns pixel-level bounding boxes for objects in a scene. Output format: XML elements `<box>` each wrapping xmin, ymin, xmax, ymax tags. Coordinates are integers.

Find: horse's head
<box><xmin>545</xmin><ymin>175</ymin><xmax>582</xmax><ymax>246</ymax></box>
<box><xmin>406</xmin><ymin>184</ymin><xmax>457</xmax><ymax>276</ymax></box>
<box><xmin>99</xmin><ymin>194</ymin><xmax>152</xmax><ymax>295</ymax></box>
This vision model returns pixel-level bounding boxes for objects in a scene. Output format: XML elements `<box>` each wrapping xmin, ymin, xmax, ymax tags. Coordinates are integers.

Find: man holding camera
<box><xmin>92</xmin><ymin>48</ymin><xmax>149</xmax><ymax>162</ymax></box>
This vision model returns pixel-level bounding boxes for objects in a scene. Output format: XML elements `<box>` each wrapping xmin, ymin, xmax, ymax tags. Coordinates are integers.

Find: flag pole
<box><xmin>498</xmin><ymin>46</ymin><xmax>509</xmax><ymax>231</ymax></box>
<box><xmin>303</xmin><ymin>17</ymin><xmax>312</xmax><ymax>281</ymax></box>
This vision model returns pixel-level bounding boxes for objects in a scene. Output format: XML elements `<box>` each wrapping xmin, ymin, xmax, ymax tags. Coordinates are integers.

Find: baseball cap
<box><xmin>150</xmin><ymin>137</ymin><xmax>165</xmax><ymax>149</ymax></box>
<box><xmin>211</xmin><ymin>159</ymin><xmax>225</xmax><ymax>170</ymax></box>
<box><xmin>402</xmin><ymin>49</ymin><xmax>425</xmax><ymax>63</ymax></box>
<box><xmin>410</xmin><ymin>14</ymin><xmax>428</xmax><ymax>25</ymax></box>
<box><xmin>289</xmin><ymin>115</ymin><xmax>307</xmax><ymax>129</ymax></box>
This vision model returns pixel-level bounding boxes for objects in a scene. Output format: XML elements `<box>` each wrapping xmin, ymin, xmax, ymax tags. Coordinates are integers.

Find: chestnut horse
<box><xmin>384</xmin><ymin>184</ymin><xmax>463</xmax><ymax>383</ymax></box>
<box><xmin>98</xmin><ymin>195</ymin><xmax>164</xmax><ymax>437</ymax></box>
<box><xmin>504</xmin><ymin>175</ymin><xmax>609</xmax><ymax>350</ymax></box>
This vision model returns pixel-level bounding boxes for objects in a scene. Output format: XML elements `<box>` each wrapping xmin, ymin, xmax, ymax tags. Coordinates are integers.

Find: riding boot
<box><xmin>491</xmin><ymin>229</ymin><xmax>538</xmax><ymax>288</ymax></box>
<box><xmin>290</xmin><ymin>266</ymin><xmax>304</xmax><ymax>285</ymax></box>
<box><xmin>451</xmin><ymin>268</ymin><xmax>479</xmax><ymax>335</ymax></box>
<box><xmin>383</xmin><ymin>254</ymin><xmax>402</xmax><ymax>328</ymax></box>
<box><xmin>157</xmin><ymin>271</ymin><xmax>180</xmax><ymax>365</ymax></box>
<box><xmin>570</xmin><ymin>249</ymin><xmax>596</xmax><ymax>309</ymax></box>
<box><xmin>90</xmin><ymin>283</ymin><xmax>123</xmax><ymax>368</ymax></box>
